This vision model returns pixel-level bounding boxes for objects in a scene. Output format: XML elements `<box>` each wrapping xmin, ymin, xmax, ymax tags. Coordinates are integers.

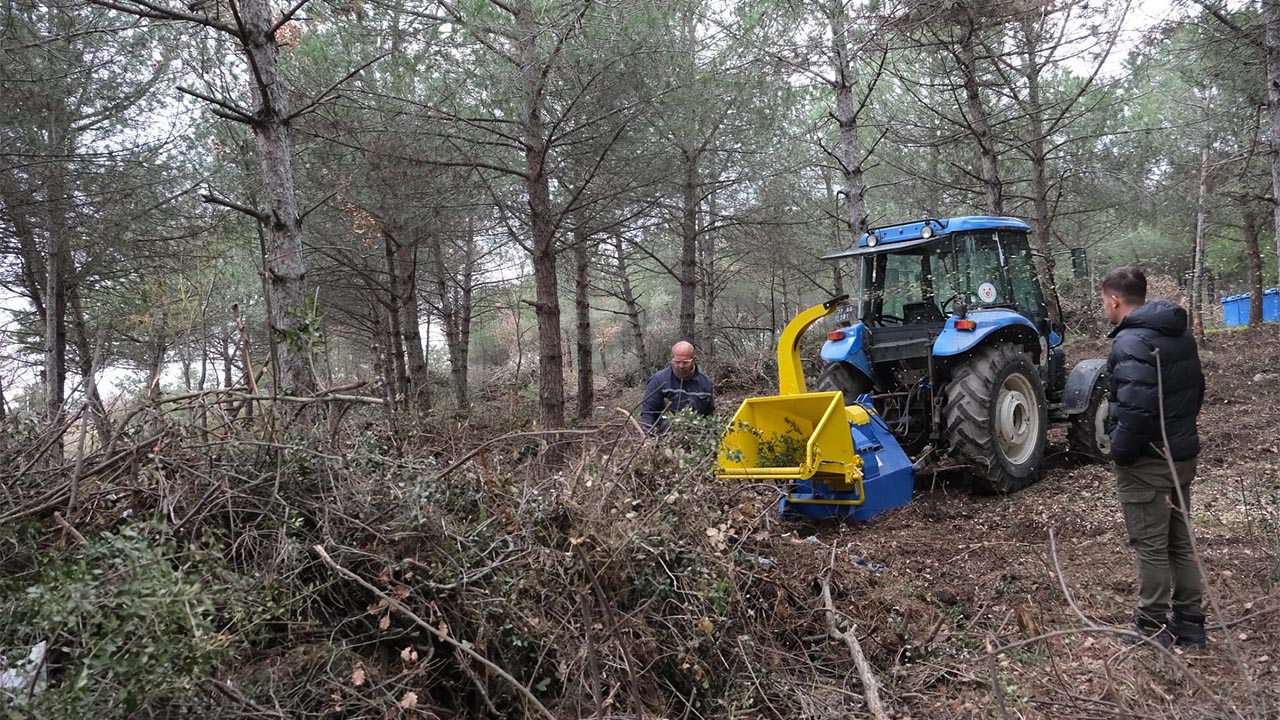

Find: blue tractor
<box><xmin>816</xmin><ymin>216</ymin><xmax>1111</xmax><ymax>494</ymax></box>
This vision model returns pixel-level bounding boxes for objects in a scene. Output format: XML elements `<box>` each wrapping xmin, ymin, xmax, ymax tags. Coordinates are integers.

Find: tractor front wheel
<box><xmin>1068</xmin><ymin>377</ymin><xmax>1112</xmax><ymax>464</ymax></box>
<box><xmin>944</xmin><ymin>344</ymin><xmax>1048</xmax><ymax>494</ymax></box>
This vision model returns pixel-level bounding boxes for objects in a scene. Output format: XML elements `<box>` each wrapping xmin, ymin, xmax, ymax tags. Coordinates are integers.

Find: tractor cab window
<box><xmin>932</xmin><ymin>231</ymin><xmax>1045</xmax><ymax>323</ymax></box>
<box><xmin>1000</xmin><ymin>233</ymin><xmax>1047</xmax><ymax>323</ymax></box>
<box><xmin>881</xmin><ymin>251</ymin><xmax>924</xmax><ymax>319</ymax></box>
<box><xmin>858</xmin><ymin>229</ymin><xmax>1046</xmax><ymax>326</ymax></box>
<box><xmin>932</xmin><ymin>232</ymin><xmax>1006</xmax><ymax>309</ymax></box>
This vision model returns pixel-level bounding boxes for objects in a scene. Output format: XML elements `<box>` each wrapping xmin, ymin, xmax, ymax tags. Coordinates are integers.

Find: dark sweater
<box><xmin>1106</xmin><ymin>300</ymin><xmax>1205</xmax><ymax>466</ymax></box>
<box><xmin>640</xmin><ymin>366</ymin><xmax>715</xmax><ymax>432</ymax></box>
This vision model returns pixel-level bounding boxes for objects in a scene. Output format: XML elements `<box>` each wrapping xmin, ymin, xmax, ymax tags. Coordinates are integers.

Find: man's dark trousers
<box><xmin>1116</xmin><ymin>454</ymin><xmax>1202</xmax><ymax>621</ymax></box>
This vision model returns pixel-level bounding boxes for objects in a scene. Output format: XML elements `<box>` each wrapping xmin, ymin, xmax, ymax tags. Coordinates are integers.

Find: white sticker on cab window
<box><xmin>978</xmin><ymin>282</ymin><xmax>998</xmax><ymax>302</ymax></box>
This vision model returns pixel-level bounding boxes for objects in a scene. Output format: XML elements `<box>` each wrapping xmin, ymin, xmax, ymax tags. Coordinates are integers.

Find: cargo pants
<box><xmin>1115</xmin><ymin>454</ymin><xmax>1203</xmax><ymax>620</ymax></box>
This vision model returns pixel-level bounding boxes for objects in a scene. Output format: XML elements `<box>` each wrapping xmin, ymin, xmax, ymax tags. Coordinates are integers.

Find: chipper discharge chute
<box><xmin>716</xmin><ymin>296</ymin><xmax>915</xmax><ymax>520</ymax></box>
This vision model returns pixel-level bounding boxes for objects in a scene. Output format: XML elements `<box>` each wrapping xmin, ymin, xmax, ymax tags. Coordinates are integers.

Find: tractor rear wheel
<box><xmin>816</xmin><ymin>362</ymin><xmax>872</xmax><ymax>405</ymax></box>
<box><xmin>944</xmin><ymin>344</ymin><xmax>1048</xmax><ymax>494</ymax></box>
<box><xmin>1068</xmin><ymin>378</ymin><xmax>1112</xmax><ymax>464</ymax></box>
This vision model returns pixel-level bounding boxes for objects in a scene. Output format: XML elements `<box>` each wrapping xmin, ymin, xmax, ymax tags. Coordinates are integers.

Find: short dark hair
<box><xmin>1100</xmin><ymin>267</ymin><xmax>1147</xmax><ymax>305</ymax></box>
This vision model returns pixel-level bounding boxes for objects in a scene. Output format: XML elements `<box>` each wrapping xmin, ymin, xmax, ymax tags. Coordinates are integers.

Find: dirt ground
<box><xmin>733</xmin><ymin>325</ymin><xmax>1280</xmax><ymax>718</ymax></box>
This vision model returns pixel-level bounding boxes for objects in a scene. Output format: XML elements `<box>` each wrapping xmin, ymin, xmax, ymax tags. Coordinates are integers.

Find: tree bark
<box><xmin>43</xmin><ymin>146</ymin><xmax>70</xmax><ymax>424</ymax></box>
<box><xmin>397</xmin><ymin>237</ymin><xmax>431</xmax><ymax>415</ymax></box>
<box><xmin>612</xmin><ymin>233</ymin><xmax>647</xmax><ymax>373</ymax></box>
<box><xmin>429</xmin><ymin>229</ymin><xmax>473</xmax><ymax>412</ymax></box>
<box><xmin>382</xmin><ymin>230</ymin><xmax>409</xmax><ymax>406</ymax></box>
<box><xmin>515</xmin><ymin>0</ymin><xmax>565</xmax><ymax>430</ymax></box>
<box><xmin>830</xmin><ymin>0</ymin><xmax>869</xmax><ymax>241</ymax></box>
<box><xmin>1021</xmin><ymin>28</ymin><xmax>1062</xmax><ymax>327</ymax></box>
<box><xmin>1243</xmin><ymin>205</ymin><xmax>1265</xmax><ymax>327</ymax></box>
<box><xmin>958</xmin><ymin>16</ymin><xmax>1003</xmax><ymax>215</ymax></box>
<box><xmin>239</xmin><ymin>0</ymin><xmax>315</xmax><ymax>395</ymax></box>
<box><xmin>68</xmin><ymin>286</ymin><xmax>111</xmax><ymax>444</ymax></box>
<box><xmin>1191</xmin><ymin>114</ymin><xmax>1211</xmax><ymax>342</ymax></box>
<box><xmin>699</xmin><ymin>190</ymin><xmax>719</xmax><ymax>361</ymax></box>
<box><xmin>574</xmin><ymin>226</ymin><xmax>593</xmax><ymax>421</ymax></box>
<box><xmin>1267</xmin><ymin>0</ymin><xmax>1280</xmax><ymax>286</ymax></box>
<box><xmin>679</xmin><ymin>151</ymin><xmax>699</xmax><ymax>343</ymax></box>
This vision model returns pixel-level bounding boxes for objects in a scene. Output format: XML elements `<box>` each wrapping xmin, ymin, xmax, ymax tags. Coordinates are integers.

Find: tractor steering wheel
<box><xmin>941</xmin><ymin>294</ymin><xmax>960</xmax><ymax>314</ymax></box>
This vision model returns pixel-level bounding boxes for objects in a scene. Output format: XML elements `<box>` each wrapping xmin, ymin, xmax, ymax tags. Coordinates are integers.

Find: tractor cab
<box><xmin>840</xmin><ymin>218</ymin><xmax>1049</xmax><ymax>331</ymax></box>
<box><xmin>821</xmin><ymin>218</ymin><xmax>1063</xmax><ymax>402</ymax></box>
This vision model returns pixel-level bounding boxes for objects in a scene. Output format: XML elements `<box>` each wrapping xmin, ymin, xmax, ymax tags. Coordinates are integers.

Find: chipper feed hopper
<box><xmin>715</xmin><ymin>296</ymin><xmax>916</xmax><ymax>520</ymax></box>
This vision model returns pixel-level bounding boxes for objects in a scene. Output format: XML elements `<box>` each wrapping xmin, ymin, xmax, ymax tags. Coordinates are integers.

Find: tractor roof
<box><xmin>823</xmin><ymin>216</ymin><xmax>1032</xmax><ymax>260</ymax></box>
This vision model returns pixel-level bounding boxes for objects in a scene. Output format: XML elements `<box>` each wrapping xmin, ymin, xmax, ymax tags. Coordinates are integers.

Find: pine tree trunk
<box><xmin>830</xmin><ymin>0</ymin><xmax>868</xmax><ymax>241</ymax></box>
<box><xmin>397</xmin><ymin>239</ymin><xmax>431</xmax><ymax>415</ymax></box>
<box><xmin>240</xmin><ymin>0</ymin><xmax>314</xmax><ymax>395</ymax></box>
<box><xmin>679</xmin><ymin>152</ymin><xmax>699</xmax><ymax>343</ymax></box>
<box><xmin>1267</xmin><ymin>0</ymin><xmax>1280</xmax><ymax>286</ymax></box>
<box><xmin>43</xmin><ymin>142</ymin><xmax>70</xmax><ymax>425</ymax></box>
<box><xmin>958</xmin><ymin>17</ymin><xmax>1003</xmax><ymax>215</ymax></box>
<box><xmin>68</xmin><ymin>287</ymin><xmax>111</xmax><ymax>444</ymax></box>
<box><xmin>1022</xmin><ymin>36</ymin><xmax>1062</xmax><ymax>328</ymax></box>
<box><xmin>516</xmin><ymin>0</ymin><xmax>565</xmax><ymax>430</ymax></box>
<box><xmin>574</xmin><ymin>227</ymin><xmax>593</xmax><ymax>420</ymax></box>
<box><xmin>612</xmin><ymin>233</ymin><xmax>647</xmax><ymax>373</ymax></box>
<box><xmin>383</xmin><ymin>232</ymin><xmax>409</xmax><ymax>406</ymax></box>
<box><xmin>1191</xmin><ymin>121</ymin><xmax>1211</xmax><ymax>342</ymax></box>
<box><xmin>700</xmin><ymin>192</ymin><xmax>717</xmax><ymax>362</ymax></box>
<box><xmin>1243</xmin><ymin>206</ymin><xmax>1265</xmax><ymax>327</ymax></box>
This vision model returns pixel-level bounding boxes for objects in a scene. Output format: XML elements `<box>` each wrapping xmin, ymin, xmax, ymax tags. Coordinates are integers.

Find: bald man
<box><xmin>639</xmin><ymin>341</ymin><xmax>716</xmax><ymax>433</ymax></box>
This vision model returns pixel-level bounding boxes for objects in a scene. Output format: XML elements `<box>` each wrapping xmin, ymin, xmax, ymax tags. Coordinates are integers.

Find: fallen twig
<box><xmin>817</xmin><ymin>571</ymin><xmax>890</xmax><ymax>720</ymax></box>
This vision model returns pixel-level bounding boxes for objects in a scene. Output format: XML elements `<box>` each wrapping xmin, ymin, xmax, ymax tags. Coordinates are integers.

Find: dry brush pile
<box><xmin>2</xmin><ymin>325</ymin><xmax>1279</xmax><ymax>719</ymax></box>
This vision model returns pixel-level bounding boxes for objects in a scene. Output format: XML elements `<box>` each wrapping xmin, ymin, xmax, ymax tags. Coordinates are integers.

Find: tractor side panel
<box><xmin>932</xmin><ymin>311</ymin><xmax>1039</xmax><ymax>358</ymax></box>
<box><xmin>820</xmin><ymin>322</ymin><xmax>874</xmax><ymax>379</ymax></box>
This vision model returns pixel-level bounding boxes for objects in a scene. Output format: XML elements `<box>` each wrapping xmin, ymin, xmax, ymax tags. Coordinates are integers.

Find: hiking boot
<box><xmin>1125</xmin><ymin>613</ymin><xmax>1173</xmax><ymax>649</ymax></box>
<box><xmin>1172</xmin><ymin>609</ymin><xmax>1207</xmax><ymax>647</ymax></box>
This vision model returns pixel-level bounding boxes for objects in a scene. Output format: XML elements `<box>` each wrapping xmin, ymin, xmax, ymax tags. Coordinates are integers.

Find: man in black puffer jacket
<box><xmin>1101</xmin><ymin>267</ymin><xmax>1206</xmax><ymax>648</ymax></box>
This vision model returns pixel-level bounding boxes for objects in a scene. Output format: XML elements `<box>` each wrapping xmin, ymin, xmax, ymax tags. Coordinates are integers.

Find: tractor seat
<box><xmin>902</xmin><ymin>301</ymin><xmax>945</xmax><ymax>325</ymax></box>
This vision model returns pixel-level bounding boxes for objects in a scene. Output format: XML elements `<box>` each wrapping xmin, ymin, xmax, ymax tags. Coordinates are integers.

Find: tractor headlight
<box><xmin>921</xmin><ymin>225</ymin><xmax>933</xmax><ymax>239</ymax></box>
<box><xmin>866</xmin><ymin>234</ymin><xmax>879</xmax><ymax>247</ymax></box>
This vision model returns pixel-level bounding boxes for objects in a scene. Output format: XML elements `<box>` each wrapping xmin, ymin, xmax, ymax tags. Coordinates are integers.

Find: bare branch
<box><xmin>269</xmin><ymin>0</ymin><xmax>314</xmax><ymax>33</ymax></box>
<box><xmin>86</xmin><ymin>0</ymin><xmax>239</xmax><ymax>34</ymax></box>
<box><xmin>177</xmin><ymin>85</ymin><xmax>257</xmax><ymax>125</ymax></box>
<box><xmin>285</xmin><ymin>51</ymin><xmax>390</xmax><ymax>123</ymax></box>
<box><xmin>203</xmin><ymin>193</ymin><xmax>269</xmax><ymax>223</ymax></box>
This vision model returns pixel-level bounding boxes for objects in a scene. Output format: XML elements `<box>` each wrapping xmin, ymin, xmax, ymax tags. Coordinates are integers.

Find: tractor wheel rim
<box><xmin>996</xmin><ymin>373</ymin><xmax>1039</xmax><ymax>465</ymax></box>
<box><xmin>1093</xmin><ymin>401</ymin><xmax>1111</xmax><ymax>454</ymax></box>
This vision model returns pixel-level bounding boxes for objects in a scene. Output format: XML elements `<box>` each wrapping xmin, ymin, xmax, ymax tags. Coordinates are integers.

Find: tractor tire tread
<box><xmin>817</xmin><ymin>362</ymin><xmax>871</xmax><ymax>406</ymax></box>
<box><xmin>1067</xmin><ymin>381</ymin><xmax>1112</xmax><ymax>464</ymax></box>
<box><xmin>943</xmin><ymin>343</ymin><xmax>1047</xmax><ymax>494</ymax></box>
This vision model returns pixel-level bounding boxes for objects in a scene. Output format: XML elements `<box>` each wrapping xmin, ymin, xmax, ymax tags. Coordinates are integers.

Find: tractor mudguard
<box><xmin>932</xmin><ymin>310</ymin><xmax>1039</xmax><ymax>358</ymax></box>
<box><xmin>1060</xmin><ymin>358</ymin><xmax>1107</xmax><ymax>416</ymax></box>
<box><xmin>820</xmin><ymin>322</ymin><xmax>874</xmax><ymax>379</ymax></box>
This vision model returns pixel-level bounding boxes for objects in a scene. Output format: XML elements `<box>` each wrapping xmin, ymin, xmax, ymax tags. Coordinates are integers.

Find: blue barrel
<box><xmin>1221</xmin><ymin>294</ymin><xmax>1246</xmax><ymax>326</ymax></box>
<box><xmin>1233</xmin><ymin>294</ymin><xmax>1250</xmax><ymax>325</ymax></box>
<box><xmin>1265</xmin><ymin>288</ymin><xmax>1280</xmax><ymax>322</ymax></box>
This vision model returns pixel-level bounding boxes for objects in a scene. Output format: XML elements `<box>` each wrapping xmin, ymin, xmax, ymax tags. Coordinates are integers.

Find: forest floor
<box><xmin>693</xmin><ymin>324</ymin><xmax>1280</xmax><ymax>719</ymax></box>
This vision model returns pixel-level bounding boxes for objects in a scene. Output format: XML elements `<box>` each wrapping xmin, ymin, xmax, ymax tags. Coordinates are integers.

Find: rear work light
<box><xmin>954</xmin><ymin>318</ymin><xmax>977</xmax><ymax>331</ymax></box>
<box><xmin>827</xmin><ymin>330</ymin><xmax>847</xmax><ymax>341</ymax></box>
